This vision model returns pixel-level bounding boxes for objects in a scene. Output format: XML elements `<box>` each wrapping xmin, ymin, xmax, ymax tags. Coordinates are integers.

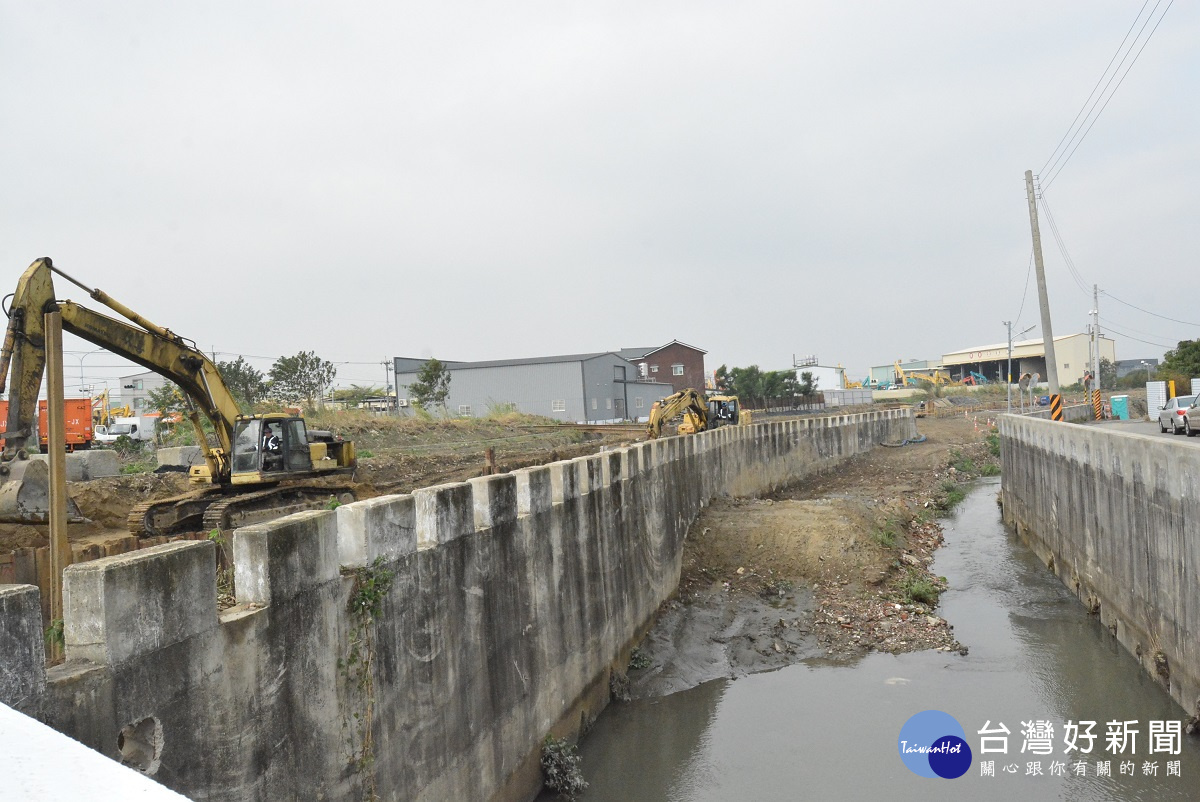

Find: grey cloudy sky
<box><xmin>2</xmin><ymin>1</ymin><xmax>1196</xmax><ymax>394</ymax></box>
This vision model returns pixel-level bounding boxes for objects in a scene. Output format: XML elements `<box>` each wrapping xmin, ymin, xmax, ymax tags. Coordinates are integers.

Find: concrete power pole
<box><xmin>1004</xmin><ymin>320</ymin><xmax>1013</xmax><ymax>413</ymax></box>
<box><xmin>1024</xmin><ymin>170</ymin><xmax>1060</xmax><ymax>397</ymax></box>
<box><xmin>1092</xmin><ymin>285</ymin><xmax>1101</xmax><ymax>389</ymax></box>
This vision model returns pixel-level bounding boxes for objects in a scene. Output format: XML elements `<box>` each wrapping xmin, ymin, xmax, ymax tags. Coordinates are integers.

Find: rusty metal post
<box><xmin>45</xmin><ymin>310</ymin><xmax>70</xmax><ymax>659</ymax></box>
<box><xmin>485</xmin><ymin>447</ymin><xmax>496</xmax><ymax>476</ymax></box>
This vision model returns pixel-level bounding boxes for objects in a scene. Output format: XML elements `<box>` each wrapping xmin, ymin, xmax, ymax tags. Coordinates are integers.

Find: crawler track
<box><xmin>127</xmin><ymin>483</ymin><xmax>356</xmax><ymax>538</ymax></box>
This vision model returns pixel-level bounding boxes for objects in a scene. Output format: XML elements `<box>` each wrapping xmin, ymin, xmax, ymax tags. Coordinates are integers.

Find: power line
<box><xmin>1037</xmin><ymin>192</ymin><xmax>1091</xmax><ymax>295</ymax></box>
<box><xmin>1100</xmin><ymin>322</ymin><xmax>1176</xmax><ymax>350</ymax></box>
<box><xmin>1042</xmin><ymin>0</ymin><xmax>1174</xmax><ymax>189</ymax></box>
<box><xmin>1014</xmin><ymin>249</ymin><xmax>1034</xmax><ymax>326</ymax></box>
<box><xmin>1101</xmin><ymin>290</ymin><xmax>1200</xmax><ymax>327</ymax></box>
<box><xmin>1038</xmin><ymin>0</ymin><xmax>1152</xmax><ymax>178</ymax></box>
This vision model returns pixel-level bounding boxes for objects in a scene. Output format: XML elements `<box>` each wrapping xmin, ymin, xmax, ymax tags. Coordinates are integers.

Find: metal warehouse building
<box><xmin>393</xmin><ymin>352</ymin><xmax>676</xmax><ymax>423</ymax></box>
<box><xmin>942</xmin><ymin>333</ymin><xmax>1115</xmax><ymax>384</ymax></box>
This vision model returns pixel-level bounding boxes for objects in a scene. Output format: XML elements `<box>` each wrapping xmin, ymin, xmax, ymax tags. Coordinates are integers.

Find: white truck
<box><xmin>95</xmin><ymin>415</ymin><xmax>158</xmax><ymax>445</ymax></box>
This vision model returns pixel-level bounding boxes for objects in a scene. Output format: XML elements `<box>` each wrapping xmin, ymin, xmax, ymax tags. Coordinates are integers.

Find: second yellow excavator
<box><xmin>645</xmin><ymin>389</ymin><xmax>751</xmax><ymax>439</ymax></box>
<box><xmin>0</xmin><ymin>257</ymin><xmax>356</xmax><ymax>536</ymax></box>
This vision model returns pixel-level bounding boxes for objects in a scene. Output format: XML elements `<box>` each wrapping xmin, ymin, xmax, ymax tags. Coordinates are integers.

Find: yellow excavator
<box><xmin>0</xmin><ymin>257</ymin><xmax>355</xmax><ymax>535</ymax></box>
<box><xmin>646</xmin><ymin>389</ymin><xmax>750</xmax><ymax>439</ymax></box>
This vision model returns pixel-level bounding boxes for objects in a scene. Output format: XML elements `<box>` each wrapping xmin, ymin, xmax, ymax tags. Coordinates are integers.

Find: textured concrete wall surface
<box><xmin>999</xmin><ymin>415</ymin><xmax>1200</xmax><ymax>721</ymax></box>
<box><xmin>0</xmin><ymin>411</ymin><xmax>914</xmax><ymax>801</ymax></box>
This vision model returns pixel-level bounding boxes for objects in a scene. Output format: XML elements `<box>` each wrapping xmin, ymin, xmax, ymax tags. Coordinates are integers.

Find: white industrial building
<box><xmin>942</xmin><ymin>333</ymin><xmax>1116</xmax><ymax>385</ymax></box>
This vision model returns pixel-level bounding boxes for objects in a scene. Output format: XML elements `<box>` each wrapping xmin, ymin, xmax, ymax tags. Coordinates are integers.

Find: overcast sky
<box><xmin>2</xmin><ymin>1</ymin><xmax>1196</xmax><ymax>395</ymax></box>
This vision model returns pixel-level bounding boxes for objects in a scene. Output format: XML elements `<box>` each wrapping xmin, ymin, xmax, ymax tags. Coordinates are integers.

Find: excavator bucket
<box><xmin>0</xmin><ymin>457</ymin><xmax>84</xmax><ymax>523</ymax></box>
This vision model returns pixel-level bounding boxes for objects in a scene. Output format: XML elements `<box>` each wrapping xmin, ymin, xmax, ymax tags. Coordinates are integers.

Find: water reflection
<box><xmin>577</xmin><ymin>479</ymin><xmax>1200</xmax><ymax>801</ymax></box>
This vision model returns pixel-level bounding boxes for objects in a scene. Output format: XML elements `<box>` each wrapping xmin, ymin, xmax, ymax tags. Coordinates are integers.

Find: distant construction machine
<box><xmin>645</xmin><ymin>389</ymin><xmax>751</xmax><ymax>439</ymax></box>
<box><xmin>0</xmin><ymin>257</ymin><xmax>356</xmax><ymax>534</ymax></box>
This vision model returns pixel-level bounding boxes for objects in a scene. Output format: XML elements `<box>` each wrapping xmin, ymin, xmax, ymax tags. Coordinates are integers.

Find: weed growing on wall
<box><xmin>541</xmin><ymin>735</ymin><xmax>588</xmax><ymax>800</ymax></box>
<box><xmin>342</xmin><ymin>557</ymin><xmax>395</xmax><ymax>800</ymax></box>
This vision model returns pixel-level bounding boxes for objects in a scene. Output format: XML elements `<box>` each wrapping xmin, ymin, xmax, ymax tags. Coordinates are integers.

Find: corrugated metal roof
<box><xmin>394</xmin><ymin>351</ymin><xmax>620</xmax><ymax>373</ymax></box>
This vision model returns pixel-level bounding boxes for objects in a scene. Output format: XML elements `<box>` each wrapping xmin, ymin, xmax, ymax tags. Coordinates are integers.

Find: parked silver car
<box><xmin>1158</xmin><ymin>395</ymin><xmax>1196</xmax><ymax>434</ymax></box>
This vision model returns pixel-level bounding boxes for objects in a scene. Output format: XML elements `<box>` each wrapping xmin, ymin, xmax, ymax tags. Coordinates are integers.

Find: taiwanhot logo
<box><xmin>898</xmin><ymin>710</ymin><xmax>972</xmax><ymax>779</ymax></box>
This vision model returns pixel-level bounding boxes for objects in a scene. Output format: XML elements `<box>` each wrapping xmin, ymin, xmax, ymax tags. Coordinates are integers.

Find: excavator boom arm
<box><xmin>1</xmin><ymin>258</ymin><xmax>241</xmax><ymax>478</ymax></box>
<box><xmin>646</xmin><ymin>389</ymin><xmax>709</xmax><ymax>439</ymax></box>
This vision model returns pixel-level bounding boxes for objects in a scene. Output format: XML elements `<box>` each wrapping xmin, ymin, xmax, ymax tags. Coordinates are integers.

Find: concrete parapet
<box><xmin>0</xmin><ymin>584</ymin><xmax>45</xmax><ymax>710</ymax></box>
<box><xmin>234</xmin><ymin>510</ymin><xmax>338</xmax><ymax>606</ymax></box>
<box><xmin>155</xmin><ymin>446</ymin><xmax>203</xmax><ymax>468</ymax></box>
<box><xmin>1000</xmin><ymin>414</ymin><xmax>1200</xmax><ymax>719</ymax></box>
<box><xmin>546</xmin><ymin>460</ymin><xmax>579</xmax><ymax>504</ymax></box>
<box><xmin>336</xmin><ymin>494</ymin><xmax>416</xmax><ymax>567</ymax></box>
<box><xmin>514</xmin><ymin>466</ymin><xmax>552</xmax><ymax>516</ymax></box>
<box><xmin>63</xmin><ymin>541</ymin><xmax>217</xmax><ymax>666</ymax></box>
<box><xmin>0</xmin><ymin>409</ymin><xmax>916</xmax><ymax>802</ymax></box>
<box><xmin>469</xmin><ymin>473</ymin><xmax>518</xmax><ymax>530</ymax></box>
<box><xmin>413</xmin><ymin>482</ymin><xmax>474</xmax><ymax>548</ymax></box>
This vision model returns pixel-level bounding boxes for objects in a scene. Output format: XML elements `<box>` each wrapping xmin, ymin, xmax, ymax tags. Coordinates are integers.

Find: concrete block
<box><xmin>31</xmin><ymin>453</ymin><xmax>84</xmax><ymax>482</ymax></box>
<box><xmin>569</xmin><ymin>456</ymin><xmax>591</xmax><ymax>496</ymax></box>
<box><xmin>79</xmin><ymin>449</ymin><xmax>120</xmax><ymax>478</ymax></box>
<box><xmin>580</xmin><ymin>455</ymin><xmax>604</xmax><ymax>494</ymax></box>
<box><xmin>601</xmin><ymin>451</ymin><xmax>622</xmax><ymax>487</ymax></box>
<box><xmin>234</xmin><ymin>510</ymin><xmax>338</xmax><ymax>606</ymax></box>
<box><xmin>413</xmin><ymin>482</ymin><xmax>474</xmax><ymax>549</ymax></box>
<box><xmin>547</xmin><ymin>460</ymin><xmax>579</xmax><ymax>503</ymax></box>
<box><xmin>64</xmin><ymin>541</ymin><xmax>217</xmax><ymax>666</ymax></box>
<box><xmin>619</xmin><ymin>447</ymin><xmax>636</xmax><ymax>480</ymax></box>
<box><xmin>468</xmin><ymin>474</ymin><xmax>517</xmax><ymax>531</ymax></box>
<box><xmin>0</xmin><ymin>584</ymin><xmax>45</xmax><ymax>709</ymax></box>
<box><xmin>514</xmin><ymin>466</ymin><xmax>552</xmax><ymax>517</ymax></box>
<box><xmin>156</xmin><ymin>446</ymin><xmax>204</xmax><ymax>468</ymax></box>
<box><xmin>336</xmin><ymin>494</ymin><xmax>416</xmax><ymax>568</ymax></box>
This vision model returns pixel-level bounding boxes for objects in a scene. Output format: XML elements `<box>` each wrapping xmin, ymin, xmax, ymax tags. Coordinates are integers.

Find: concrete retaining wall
<box><xmin>999</xmin><ymin>415</ymin><xmax>1200</xmax><ymax>722</ymax></box>
<box><xmin>0</xmin><ymin>411</ymin><xmax>914</xmax><ymax>801</ymax></box>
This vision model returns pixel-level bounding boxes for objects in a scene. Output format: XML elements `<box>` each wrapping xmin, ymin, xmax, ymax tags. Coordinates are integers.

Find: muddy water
<box><xmin>574</xmin><ymin>479</ymin><xmax>1200</xmax><ymax>801</ymax></box>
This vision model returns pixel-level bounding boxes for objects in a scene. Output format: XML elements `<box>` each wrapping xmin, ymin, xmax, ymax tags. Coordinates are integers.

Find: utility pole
<box><xmin>1092</xmin><ymin>285</ymin><xmax>1101</xmax><ymax>390</ymax></box>
<box><xmin>1005</xmin><ymin>321</ymin><xmax>1036</xmax><ymax>414</ymax></box>
<box><xmin>381</xmin><ymin>360</ymin><xmax>395</xmax><ymax>415</ymax></box>
<box><xmin>1004</xmin><ymin>320</ymin><xmax>1013</xmax><ymax>413</ymax></box>
<box><xmin>1025</xmin><ymin>170</ymin><xmax>1061</xmax><ymax>410</ymax></box>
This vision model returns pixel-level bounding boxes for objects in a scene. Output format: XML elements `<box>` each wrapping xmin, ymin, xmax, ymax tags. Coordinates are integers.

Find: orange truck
<box><xmin>1</xmin><ymin>398</ymin><xmax>96</xmax><ymax>451</ymax></box>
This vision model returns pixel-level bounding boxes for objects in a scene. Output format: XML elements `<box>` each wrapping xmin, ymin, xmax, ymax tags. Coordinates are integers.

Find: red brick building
<box><xmin>617</xmin><ymin>341</ymin><xmax>707</xmax><ymax>395</ymax></box>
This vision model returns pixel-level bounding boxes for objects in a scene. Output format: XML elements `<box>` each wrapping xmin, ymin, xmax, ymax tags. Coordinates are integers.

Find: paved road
<box><xmin>1088</xmin><ymin>416</ymin><xmax>1200</xmax><ymax>443</ymax></box>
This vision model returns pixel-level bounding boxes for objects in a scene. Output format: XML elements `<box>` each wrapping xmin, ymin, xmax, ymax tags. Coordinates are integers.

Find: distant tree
<box><xmin>408</xmin><ymin>358</ymin><xmax>452</xmax><ymax>411</ymax></box>
<box><xmin>714</xmin><ymin>365</ymin><xmax>731</xmax><ymax>392</ymax></box>
<box><xmin>268</xmin><ymin>351</ymin><xmax>337</xmax><ymax>409</ymax></box>
<box><xmin>217</xmin><ymin>356</ymin><xmax>268</xmax><ymax>409</ymax></box>
<box><xmin>728</xmin><ymin>365</ymin><xmax>764</xmax><ymax>406</ymax></box>
<box><xmin>145</xmin><ymin>383</ymin><xmax>185</xmax><ymax>418</ymax></box>
<box><xmin>332</xmin><ymin>384</ymin><xmax>385</xmax><ymax>407</ymax></box>
<box><xmin>1160</xmin><ymin>341</ymin><xmax>1200</xmax><ymax>379</ymax></box>
<box><xmin>1116</xmin><ymin>369</ymin><xmax>1148</xmax><ymax>390</ymax></box>
<box><xmin>1098</xmin><ymin>357</ymin><xmax>1117</xmax><ymax>391</ymax></box>
<box><xmin>145</xmin><ymin>383</ymin><xmax>186</xmax><ymax>445</ymax></box>
<box><xmin>796</xmin><ymin>370</ymin><xmax>818</xmax><ymax>396</ymax></box>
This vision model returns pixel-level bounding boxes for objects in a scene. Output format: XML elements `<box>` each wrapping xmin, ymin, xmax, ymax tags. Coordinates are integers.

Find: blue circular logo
<box><xmin>898</xmin><ymin>710</ymin><xmax>972</xmax><ymax>779</ymax></box>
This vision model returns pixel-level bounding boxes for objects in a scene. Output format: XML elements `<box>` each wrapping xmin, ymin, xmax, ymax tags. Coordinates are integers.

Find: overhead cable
<box><xmin>1101</xmin><ymin>290</ymin><xmax>1200</xmax><ymax>328</ymax></box>
<box><xmin>1042</xmin><ymin>0</ymin><xmax>1174</xmax><ymax>189</ymax></box>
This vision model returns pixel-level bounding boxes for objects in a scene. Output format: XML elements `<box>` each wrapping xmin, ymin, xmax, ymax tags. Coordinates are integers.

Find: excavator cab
<box><xmin>230</xmin><ymin>416</ymin><xmax>315</xmax><ymax>482</ymax></box>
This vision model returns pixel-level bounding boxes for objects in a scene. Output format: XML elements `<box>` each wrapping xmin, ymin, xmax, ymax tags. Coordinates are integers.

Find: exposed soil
<box><xmin>0</xmin><ymin>415</ymin><xmax>638</xmax><ymax>554</ymax></box>
<box><xmin>627</xmin><ymin>411</ymin><xmax>999</xmax><ymax>698</ymax></box>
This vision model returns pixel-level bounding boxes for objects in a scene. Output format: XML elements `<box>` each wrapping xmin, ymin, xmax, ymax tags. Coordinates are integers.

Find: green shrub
<box><xmin>541</xmin><ymin>736</ymin><xmax>587</xmax><ymax>800</ymax></box>
<box><xmin>902</xmin><ymin>572</ymin><xmax>941</xmax><ymax>605</ymax></box>
<box><xmin>980</xmin><ymin>463</ymin><xmax>1001</xmax><ymax>477</ymax></box>
<box><xmin>935</xmin><ymin>480</ymin><xmax>966</xmax><ymax>513</ymax></box>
